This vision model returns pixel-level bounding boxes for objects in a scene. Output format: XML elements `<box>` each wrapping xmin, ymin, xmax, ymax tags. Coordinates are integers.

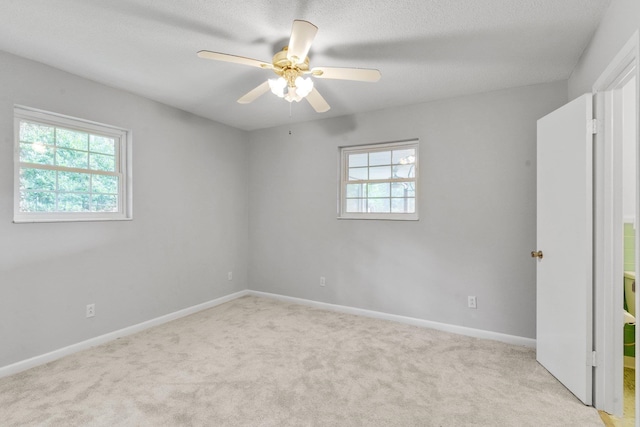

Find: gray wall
<box><xmin>0</xmin><ymin>51</ymin><xmax>249</xmax><ymax>367</ymax></box>
<box><xmin>569</xmin><ymin>0</ymin><xmax>640</xmax><ymax>98</ymax></box>
<box><xmin>248</xmin><ymin>81</ymin><xmax>568</xmax><ymax>339</ymax></box>
<box><xmin>1</xmin><ymin>43</ymin><xmax>575</xmax><ymax>369</ymax></box>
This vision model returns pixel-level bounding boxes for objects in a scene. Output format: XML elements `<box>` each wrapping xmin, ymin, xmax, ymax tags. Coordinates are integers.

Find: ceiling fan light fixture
<box><xmin>268</xmin><ymin>77</ymin><xmax>287</xmax><ymax>97</ymax></box>
<box><xmin>284</xmin><ymin>86</ymin><xmax>303</xmax><ymax>103</ymax></box>
<box><xmin>294</xmin><ymin>76</ymin><xmax>314</xmax><ymax>98</ymax></box>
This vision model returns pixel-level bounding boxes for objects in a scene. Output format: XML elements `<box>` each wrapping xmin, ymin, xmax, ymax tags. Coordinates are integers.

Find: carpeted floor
<box><xmin>1</xmin><ymin>295</ymin><xmax>603</xmax><ymax>426</ymax></box>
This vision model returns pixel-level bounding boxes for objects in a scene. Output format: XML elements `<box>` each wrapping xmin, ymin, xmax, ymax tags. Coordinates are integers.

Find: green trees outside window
<box><xmin>18</xmin><ymin>121</ymin><xmax>120</xmax><ymax>214</ymax></box>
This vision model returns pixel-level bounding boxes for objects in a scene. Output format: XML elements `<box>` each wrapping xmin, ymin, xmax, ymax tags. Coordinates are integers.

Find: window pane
<box><xmin>348</xmin><ymin>167</ymin><xmax>368</xmax><ymax>181</ymax></box>
<box><xmin>391</xmin><ymin>182</ymin><xmax>416</xmax><ymax>197</ymax></box>
<box><xmin>20</xmin><ymin>121</ymin><xmax>54</xmax><ymax>145</ymax></box>
<box><xmin>367</xmin><ymin>183</ymin><xmax>390</xmax><ymax>197</ymax></box>
<box><xmin>393</xmin><ymin>164</ymin><xmax>415</xmax><ymax>179</ymax></box>
<box><xmin>92</xmin><ymin>194</ymin><xmax>118</xmax><ymax>212</ymax></box>
<box><xmin>369</xmin><ymin>166</ymin><xmax>391</xmax><ymax>180</ymax></box>
<box><xmin>56</xmin><ymin>148</ymin><xmax>88</xmax><ymax>169</ymax></box>
<box><xmin>56</xmin><ymin>128</ymin><xmax>88</xmax><ymax>150</ymax></box>
<box><xmin>392</xmin><ymin>149</ymin><xmax>416</xmax><ymax>165</ymax></box>
<box><xmin>20</xmin><ymin>142</ymin><xmax>54</xmax><ymax>165</ymax></box>
<box><xmin>348</xmin><ymin>153</ymin><xmax>368</xmax><ymax>168</ymax></box>
<box><xmin>346</xmin><ymin>199</ymin><xmax>366</xmax><ymax>213</ymax></box>
<box><xmin>89</xmin><ymin>153</ymin><xmax>115</xmax><ymax>172</ymax></box>
<box><xmin>14</xmin><ymin>108</ymin><xmax>130</xmax><ymax>221</ymax></box>
<box><xmin>58</xmin><ymin>171</ymin><xmax>90</xmax><ymax>192</ymax></box>
<box><xmin>346</xmin><ymin>183</ymin><xmax>367</xmax><ymax>198</ymax></box>
<box><xmin>367</xmin><ymin>198</ymin><xmax>391</xmax><ymax>213</ymax></box>
<box><xmin>90</xmin><ymin>135</ymin><xmax>115</xmax><ymax>155</ymax></box>
<box><xmin>391</xmin><ymin>198</ymin><xmax>416</xmax><ymax>213</ymax></box>
<box><xmin>369</xmin><ymin>151</ymin><xmax>391</xmax><ymax>166</ymax></box>
<box><xmin>57</xmin><ymin>193</ymin><xmax>90</xmax><ymax>212</ymax></box>
<box><xmin>20</xmin><ymin>168</ymin><xmax>56</xmax><ymax>191</ymax></box>
<box><xmin>20</xmin><ymin>191</ymin><xmax>56</xmax><ymax>212</ymax></box>
<box><xmin>92</xmin><ymin>174</ymin><xmax>118</xmax><ymax>194</ymax></box>
<box><xmin>340</xmin><ymin>141</ymin><xmax>417</xmax><ymax>219</ymax></box>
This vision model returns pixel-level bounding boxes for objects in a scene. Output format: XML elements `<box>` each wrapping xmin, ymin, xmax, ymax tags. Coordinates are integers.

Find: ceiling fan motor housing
<box><xmin>271</xmin><ymin>47</ymin><xmax>311</xmax><ymax>87</ymax></box>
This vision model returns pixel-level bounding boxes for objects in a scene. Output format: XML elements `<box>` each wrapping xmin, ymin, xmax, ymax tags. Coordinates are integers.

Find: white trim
<box><xmin>14</xmin><ymin>105</ymin><xmax>130</xmax><ymax>133</ymax></box>
<box><xmin>13</xmin><ymin>105</ymin><xmax>133</xmax><ymax>223</ymax></box>
<box><xmin>593</xmin><ymin>33</ymin><xmax>640</xmax><ymax>91</ymax></box>
<box><xmin>1</xmin><ymin>289</ymin><xmax>537</xmax><ymax>379</ymax></box>
<box><xmin>337</xmin><ymin>213</ymin><xmax>419</xmax><ymax>221</ymax></box>
<box><xmin>248</xmin><ymin>290</ymin><xmax>536</xmax><ymax>348</ymax></box>
<box><xmin>0</xmin><ymin>290</ymin><xmax>249</xmax><ymax>379</ymax></box>
<box><xmin>591</xmin><ymin>30</ymin><xmax>639</xmax><ymax>416</ymax></box>
<box><xmin>338</xmin><ymin>139</ymin><xmax>419</xmax><ymax>221</ymax></box>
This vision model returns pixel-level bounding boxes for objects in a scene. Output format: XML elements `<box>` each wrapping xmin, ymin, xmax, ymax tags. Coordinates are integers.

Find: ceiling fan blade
<box><xmin>287</xmin><ymin>20</ymin><xmax>318</xmax><ymax>64</ymax></box>
<box><xmin>237</xmin><ymin>81</ymin><xmax>270</xmax><ymax>104</ymax></box>
<box><xmin>197</xmin><ymin>50</ymin><xmax>272</xmax><ymax>69</ymax></box>
<box><xmin>306</xmin><ymin>87</ymin><xmax>330</xmax><ymax>113</ymax></box>
<box><xmin>311</xmin><ymin>66</ymin><xmax>381</xmax><ymax>82</ymax></box>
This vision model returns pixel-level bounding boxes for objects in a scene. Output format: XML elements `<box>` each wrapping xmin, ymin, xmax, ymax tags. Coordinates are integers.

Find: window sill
<box><xmin>337</xmin><ymin>213</ymin><xmax>419</xmax><ymax>221</ymax></box>
<box><xmin>13</xmin><ymin>216</ymin><xmax>133</xmax><ymax>224</ymax></box>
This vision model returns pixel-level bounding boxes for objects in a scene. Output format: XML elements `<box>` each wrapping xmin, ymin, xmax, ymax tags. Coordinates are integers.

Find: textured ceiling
<box><xmin>0</xmin><ymin>0</ymin><xmax>610</xmax><ymax>131</ymax></box>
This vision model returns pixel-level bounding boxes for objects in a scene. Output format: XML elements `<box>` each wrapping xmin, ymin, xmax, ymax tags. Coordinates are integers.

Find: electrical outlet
<box><xmin>227</xmin><ymin>271</ymin><xmax>233</xmax><ymax>281</ymax></box>
<box><xmin>320</xmin><ymin>276</ymin><xmax>326</xmax><ymax>287</ymax></box>
<box><xmin>467</xmin><ymin>296</ymin><xmax>477</xmax><ymax>309</ymax></box>
<box><xmin>86</xmin><ymin>303</ymin><xmax>95</xmax><ymax>318</ymax></box>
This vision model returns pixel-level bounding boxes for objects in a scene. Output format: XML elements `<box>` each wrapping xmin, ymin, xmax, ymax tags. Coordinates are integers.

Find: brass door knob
<box><xmin>531</xmin><ymin>250</ymin><xmax>544</xmax><ymax>259</ymax></box>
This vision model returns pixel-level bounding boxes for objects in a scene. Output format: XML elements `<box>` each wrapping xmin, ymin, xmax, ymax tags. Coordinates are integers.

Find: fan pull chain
<box><xmin>289</xmin><ymin>102</ymin><xmax>292</xmax><ymax>135</ymax></box>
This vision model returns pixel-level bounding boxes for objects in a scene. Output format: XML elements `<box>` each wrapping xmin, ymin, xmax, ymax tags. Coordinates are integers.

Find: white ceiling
<box><xmin>0</xmin><ymin>0</ymin><xmax>610</xmax><ymax>131</ymax></box>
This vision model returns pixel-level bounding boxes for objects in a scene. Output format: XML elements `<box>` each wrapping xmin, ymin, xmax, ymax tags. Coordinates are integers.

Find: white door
<box><xmin>536</xmin><ymin>93</ymin><xmax>593</xmax><ymax>405</ymax></box>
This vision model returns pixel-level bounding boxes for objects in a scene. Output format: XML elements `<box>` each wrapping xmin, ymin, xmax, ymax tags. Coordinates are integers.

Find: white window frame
<box><xmin>13</xmin><ymin>105</ymin><xmax>133</xmax><ymax>223</ymax></box>
<box><xmin>338</xmin><ymin>139</ymin><xmax>419</xmax><ymax>221</ymax></box>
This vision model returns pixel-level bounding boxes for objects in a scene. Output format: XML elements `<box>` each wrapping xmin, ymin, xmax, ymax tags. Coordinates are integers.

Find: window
<box><xmin>339</xmin><ymin>140</ymin><xmax>418</xmax><ymax>220</ymax></box>
<box><xmin>13</xmin><ymin>106</ymin><xmax>132</xmax><ymax>223</ymax></box>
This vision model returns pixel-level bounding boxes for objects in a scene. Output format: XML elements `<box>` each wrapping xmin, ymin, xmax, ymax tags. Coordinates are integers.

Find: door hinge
<box><xmin>589</xmin><ymin>119</ymin><xmax>598</xmax><ymax>135</ymax></box>
<box><xmin>591</xmin><ymin>350</ymin><xmax>597</xmax><ymax>367</ymax></box>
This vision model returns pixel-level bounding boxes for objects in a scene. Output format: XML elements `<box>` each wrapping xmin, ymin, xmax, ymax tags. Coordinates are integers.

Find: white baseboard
<box><xmin>1</xmin><ymin>289</ymin><xmax>536</xmax><ymax>379</ymax></box>
<box><xmin>0</xmin><ymin>290</ymin><xmax>249</xmax><ymax>379</ymax></box>
<box><xmin>248</xmin><ymin>290</ymin><xmax>536</xmax><ymax>348</ymax></box>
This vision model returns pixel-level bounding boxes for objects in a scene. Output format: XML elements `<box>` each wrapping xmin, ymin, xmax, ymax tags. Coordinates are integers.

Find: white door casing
<box><xmin>591</xmin><ymin>31</ymin><xmax>639</xmax><ymax>417</ymax></box>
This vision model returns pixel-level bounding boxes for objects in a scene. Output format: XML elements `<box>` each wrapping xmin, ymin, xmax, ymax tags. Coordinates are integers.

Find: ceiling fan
<box><xmin>197</xmin><ymin>20</ymin><xmax>381</xmax><ymax>113</ymax></box>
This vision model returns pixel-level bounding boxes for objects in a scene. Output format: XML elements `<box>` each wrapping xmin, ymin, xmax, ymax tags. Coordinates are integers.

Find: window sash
<box><xmin>13</xmin><ymin>106</ymin><xmax>131</xmax><ymax>223</ymax></box>
<box><xmin>339</xmin><ymin>140</ymin><xmax>419</xmax><ymax>220</ymax></box>
<box><xmin>19</xmin><ymin>162</ymin><xmax>120</xmax><ymax>177</ymax></box>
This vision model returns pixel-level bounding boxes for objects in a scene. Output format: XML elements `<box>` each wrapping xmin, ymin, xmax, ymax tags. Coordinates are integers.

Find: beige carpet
<box><xmin>1</xmin><ymin>295</ymin><xmax>603</xmax><ymax>426</ymax></box>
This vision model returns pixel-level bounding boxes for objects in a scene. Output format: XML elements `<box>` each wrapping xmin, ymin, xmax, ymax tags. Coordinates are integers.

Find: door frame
<box><xmin>592</xmin><ymin>30</ymin><xmax>639</xmax><ymax>417</ymax></box>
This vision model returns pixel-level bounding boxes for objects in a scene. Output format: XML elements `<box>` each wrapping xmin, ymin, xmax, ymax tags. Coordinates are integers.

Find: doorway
<box><xmin>592</xmin><ymin>31</ymin><xmax>639</xmax><ymax>423</ymax></box>
<box><xmin>621</xmin><ymin>74</ymin><xmax>637</xmax><ymax>425</ymax></box>
<box><xmin>534</xmin><ymin>31</ymin><xmax>639</xmax><ymax>423</ymax></box>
